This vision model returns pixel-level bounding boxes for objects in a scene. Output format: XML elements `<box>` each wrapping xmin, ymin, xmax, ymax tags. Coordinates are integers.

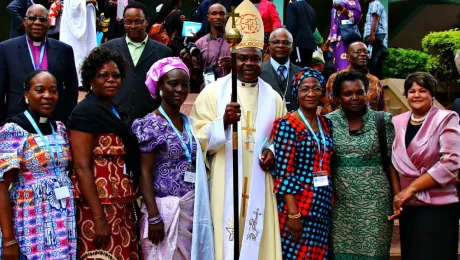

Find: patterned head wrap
<box><xmin>145</xmin><ymin>57</ymin><xmax>190</xmax><ymax>98</ymax></box>
<box><xmin>290</xmin><ymin>67</ymin><xmax>326</xmax><ymax>99</ymax></box>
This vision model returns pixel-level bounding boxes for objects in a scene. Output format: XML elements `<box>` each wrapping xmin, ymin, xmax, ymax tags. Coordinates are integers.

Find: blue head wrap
<box><xmin>290</xmin><ymin>67</ymin><xmax>326</xmax><ymax>100</ymax></box>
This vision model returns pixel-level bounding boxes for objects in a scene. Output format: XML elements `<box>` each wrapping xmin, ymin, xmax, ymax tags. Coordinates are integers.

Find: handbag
<box><xmin>149</xmin><ymin>10</ymin><xmax>177</xmax><ymax>46</ymax></box>
<box><xmin>336</xmin><ymin>17</ymin><xmax>362</xmax><ymax>45</ymax></box>
<box><xmin>376</xmin><ymin>111</ymin><xmax>389</xmax><ymax>174</ymax></box>
<box><xmin>339</xmin><ymin>23</ymin><xmax>362</xmax><ymax>45</ymax></box>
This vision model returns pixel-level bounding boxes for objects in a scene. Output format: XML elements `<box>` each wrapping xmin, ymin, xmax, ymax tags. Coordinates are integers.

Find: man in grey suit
<box><xmin>102</xmin><ymin>2</ymin><xmax>172</xmax><ymax>122</ymax></box>
<box><xmin>260</xmin><ymin>28</ymin><xmax>300</xmax><ymax>112</ymax></box>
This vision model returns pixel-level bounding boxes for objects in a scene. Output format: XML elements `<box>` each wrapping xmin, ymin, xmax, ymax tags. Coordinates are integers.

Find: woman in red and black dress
<box><xmin>271</xmin><ymin>68</ymin><xmax>334</xmax><ymax>260</ymax></box>
<box><xmin>67</xmin><ymin>47</ymin><xmax>141</xmax><ymax>260</ymax></box>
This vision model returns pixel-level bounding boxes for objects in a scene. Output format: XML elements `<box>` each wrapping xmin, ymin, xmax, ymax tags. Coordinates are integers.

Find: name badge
<box><xmin>184</xmin><ymin>171</ymin><xmax>196</xmax><ymax>183</ymax></box>
<box><xmin>203</xmin><ymin>72</ymin><xmax>216</xmax><ymax>86</ymax></box>
<box><xmin>54</xmin><ymin>186</ymin><xmax>70</xmax><ymax>200</ymax></box>
<box><xmin>313</xmin><ymin>170</ymin><xmax>329</xmax><ymax>187</ymax></box>
<box><xmin>341</xmin><ymin>19</ymin><xmax>353</xmax><ymax>25</ymax></box>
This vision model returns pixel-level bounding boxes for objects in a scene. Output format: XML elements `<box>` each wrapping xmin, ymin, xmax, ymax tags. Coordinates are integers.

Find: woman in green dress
<box><xmin>325</xmin><ymin>71</ymin><xmax>400</xmax><ymax>259</ymax></box>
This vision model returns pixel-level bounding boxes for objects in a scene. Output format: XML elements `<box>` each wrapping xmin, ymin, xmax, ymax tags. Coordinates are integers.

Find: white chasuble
<box><xmin>60</xmin><ymin>0</ymin><xmax>97</xmax><ymax>86</ymax></box>
<box><xmin>190</xmin><ymin>74</ymin><xmax>286</xmax><ymax>260</ymax></box>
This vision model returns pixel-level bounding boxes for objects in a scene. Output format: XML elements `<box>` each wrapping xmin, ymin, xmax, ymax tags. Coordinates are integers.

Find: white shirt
<box><xmin>269</xmin><ymin>57</ymin><xmax>290</xmax><ymax>79</ymax></box>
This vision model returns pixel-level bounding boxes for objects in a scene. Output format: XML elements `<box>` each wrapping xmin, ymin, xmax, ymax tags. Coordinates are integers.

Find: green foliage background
<box><xmin>383</xmin><ymin>48</ymin><xmax>431</xmax><ymax>79</ymax></box>
<box><xmin>421</xmin><ymin>29</ymin><xmax>460</xmax><ymax>76</ymax></box>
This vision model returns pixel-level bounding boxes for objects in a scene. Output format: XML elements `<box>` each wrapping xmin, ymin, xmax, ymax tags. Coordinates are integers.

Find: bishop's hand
<box><xmin>259</xmin><ymin>149</ymin><xmax>275</xmax><ymax>171</ymax></box>
<box><xmin>223</xmin><ymin>102</ymin><xmax>241</xmax><ymax>129</ymax></box>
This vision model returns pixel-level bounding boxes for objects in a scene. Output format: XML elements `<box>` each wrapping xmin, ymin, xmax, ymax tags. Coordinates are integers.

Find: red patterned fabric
<box><xmin>72</xmin><ymin>133</ymin><xmax>139</xmax><ymax>259</ymax></box>
<box><xmin>271</xmin><ymin>113</ymin><xmax>335</xmax><ymax>260</ymax></box>
<box><xmin>72</xmin><ymin>133</ymin><xmax>137</xmax><ymax>203</ymax></box>
<box><xmin>77</xmin><ymin>202</ymin><xmax>140</xmax><ymax>260</ymax></box>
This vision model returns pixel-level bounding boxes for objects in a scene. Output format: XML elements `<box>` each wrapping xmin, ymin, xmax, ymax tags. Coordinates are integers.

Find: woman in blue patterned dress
<box><xmin>271</xmin><ymin>68</ymin><xmax>335</xmax><ymax>260</ymax></box>
<box><xmin>0</xmin><ymin>70</ymin><xmax>76</xmax><ymax>260</ymax></box>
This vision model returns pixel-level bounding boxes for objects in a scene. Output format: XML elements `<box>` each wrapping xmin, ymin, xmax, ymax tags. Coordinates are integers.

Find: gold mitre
<box><xmin>225</xmin><ymin>0</ymin><xmax>264</xmax><ymax>50</ymax></box>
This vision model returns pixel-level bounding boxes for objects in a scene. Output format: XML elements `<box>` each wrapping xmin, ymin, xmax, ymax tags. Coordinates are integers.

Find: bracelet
<box><xmin>288</xmin><ymin>212</ymin><xmax>301</xmax><ymax>219</ymax></box>
<box><xmin>3</xmin><ymin>239</ymin><xmax>18</xmax><ymax>248</ymax></box>
<box><xmin>148</xmin><ymin>215</ymin><xmax>163</xmax><ymax>225</ymax></box>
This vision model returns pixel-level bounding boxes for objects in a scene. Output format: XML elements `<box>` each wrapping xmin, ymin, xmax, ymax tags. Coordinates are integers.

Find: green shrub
<box><xmin>383</xmin><ymin>48</ymin><xmax>431</xmax><ymax>79</ymax></box>
<box><xmin>421</xmin><ymin>29</ymin><xmax>460</xmax><ymax>75</ymax></box>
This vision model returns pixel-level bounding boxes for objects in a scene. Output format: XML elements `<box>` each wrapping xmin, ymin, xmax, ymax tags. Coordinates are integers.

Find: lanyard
<box><xmin>26</xmin><ymin>37</ymin><xmax>46</xmax><ymax>70</ymax></box>
<box><xmin>297</xmin><ymin>109</ymin><xmax>327</xmax><ymax>168</ymax></box>
<box><xmin>24</xmin><ymin>111</ymin><xmax>60</xmax><ymax>175</ymax></box>
<box><xmin>111</xmin><ymin>104</ymin><xmax>120</xmax><ymax>119</ymax></box>
<box><xmin>158</xmin><ymin>106</ymin><xmax>194</xmax><ymax>163</ymax></box>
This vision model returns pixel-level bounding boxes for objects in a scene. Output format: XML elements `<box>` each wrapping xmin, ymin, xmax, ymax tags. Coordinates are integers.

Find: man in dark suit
<box><xmin>103</xmin><ymin>2</ymin><xmax>172</xmax><ymax>122</ymax></box>
<box><xmin>286</xmin><ymin>0</ymin><xmax>317</xmax><ymax>68</ymax></box>
<box><xmin>7</xmin><ymin>0</ymin><xmax>34</xmax><ymax>38</ymax></box>
<box><xmin>260</xmin><ymin>28</ymin><xmax>301</xmax><ymax>112</ymax></box>
<box><xmin>0</xmin><ymin>4</ymin><xmax>78</xmax><ymax>124</ymax></box>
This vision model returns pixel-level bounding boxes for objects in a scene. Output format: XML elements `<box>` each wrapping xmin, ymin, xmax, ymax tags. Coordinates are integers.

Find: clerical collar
<box><xmin>238</xmin><ymin>80</ymin><xmax>258</xmax><ymax>87</ymax></box>
<box><xmin>28</xmin><ymin>110</ymin><xmax>49</xmax><ymax>124</ymax></box>
<box><xmin>26</xmin><ymin>35</ymin><xmax>46</xmax><ymax>47</ymax></box>
<box><xmin>8</xmin><ymin>109</ymin><xmax>56</xmax><ymax>135</ymax></box>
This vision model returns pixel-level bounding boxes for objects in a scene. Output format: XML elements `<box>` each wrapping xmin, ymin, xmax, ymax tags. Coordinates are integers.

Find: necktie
<box><xmin>278</xmin><ymin>65</ymin><xmax>287</xmax><ymax>81</ymax></box>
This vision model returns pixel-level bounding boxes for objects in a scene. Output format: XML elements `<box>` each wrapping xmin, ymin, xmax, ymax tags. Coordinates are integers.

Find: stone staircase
<box><xmin>390</xmin><ymin>220</ymin><xmax>401</xmax><ymax>259</ymax></box>
<box><xmin>180</xmin><ymin>93</ymin><xmax>198</xmax><ymax>116</ymax></box>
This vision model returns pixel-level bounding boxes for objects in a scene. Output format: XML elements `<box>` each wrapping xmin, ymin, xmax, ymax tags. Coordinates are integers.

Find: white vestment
<box><xmin>60</xmin><ymin>0</ymin><xmax>97</xmax><ymax>86</ymax></box>
<box><xmin>190</xmin><ymin>74</ymin><xmax>286</xmax><ymax>260</ymax></box>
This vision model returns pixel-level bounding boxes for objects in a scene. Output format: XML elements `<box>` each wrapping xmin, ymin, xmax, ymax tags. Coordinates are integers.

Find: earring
<box><xmin>25</xmin><ymin>98</ymin><xmax>29</xmax><ymax>104</ymax></box>
<box><xmin>159</xmin><ymin>90</ymin><xmax>163</xmax><ymax>97</ymax></box>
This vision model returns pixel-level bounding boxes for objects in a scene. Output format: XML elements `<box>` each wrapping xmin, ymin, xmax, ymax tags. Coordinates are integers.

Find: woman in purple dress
<box><xmin>323</xmin><ymin>0</ymin><xmax>362</xmax><ymax>72</ymax></box>
<box><xmin>132</xmin><ymin>57</ymin><xmax>213</xmax><ymax>260</ymax></box>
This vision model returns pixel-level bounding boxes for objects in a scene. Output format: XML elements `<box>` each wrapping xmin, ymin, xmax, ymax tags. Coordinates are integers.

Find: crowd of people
<box><xmin>1</xmin><ymin>0</ymin><xmax>460</xmax><ymax>260</ymax></box>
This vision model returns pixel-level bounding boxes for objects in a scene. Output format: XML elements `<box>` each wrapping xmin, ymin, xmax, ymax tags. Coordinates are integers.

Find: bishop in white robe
<box><xmin>191</xmin><ymin>72</ymin><xmax>286</xmax><ymax>260</ymax></box>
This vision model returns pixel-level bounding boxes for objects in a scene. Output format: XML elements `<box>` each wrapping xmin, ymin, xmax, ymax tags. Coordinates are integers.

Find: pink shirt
<box><xmin>392</xmin><ymin>106</ymin><xmax>460</xmax><ymax>205</ymax></box>
<box><xmin>26</xmin><ymin>36</ymin><xmax>48</xmax><ymax>70</ymax></box>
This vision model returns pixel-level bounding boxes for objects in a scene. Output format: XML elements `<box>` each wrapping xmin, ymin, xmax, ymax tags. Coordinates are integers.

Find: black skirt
<box><xmin>399</xmin><ymin>203</ymin><xmax>460</xmax><ymax>260</ymax></box>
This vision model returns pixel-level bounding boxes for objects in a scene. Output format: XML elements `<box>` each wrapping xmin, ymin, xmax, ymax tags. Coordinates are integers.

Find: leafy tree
<box><xmin>422</xmin><ymin>29</ymin><xmax>460</xmax><ymax>101</ymax></box>
<box><xmin>383</xmin><ymin>48</ymin><xmax>431</xmax><ymax>79</ymax></box>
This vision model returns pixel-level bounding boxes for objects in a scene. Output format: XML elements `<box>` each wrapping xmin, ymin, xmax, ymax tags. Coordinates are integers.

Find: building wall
<box><xmin>390</xmin><ymin>4</ymin><xmax>460</xmax><ymax>49</ymax></box>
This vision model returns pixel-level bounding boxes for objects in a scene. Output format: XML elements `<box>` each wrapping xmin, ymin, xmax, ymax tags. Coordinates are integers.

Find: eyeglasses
<box><xmin>123</xmin><ymin>19</ymin><xmax>145</xmax><ymax>25</ymax></box>
<box><xmin>351</xmin><ymin>49</ymin><xmax>371</xmax><ymax>55</ymax></box>
<box><xmin>269</xmin><ymin>40</ymin><xmax>292</xmax><ymax>46</ymax></box>
<box><xmin>298</xmin><ymin>87</ymin><xmax>322</xmax><ymax>94</ymax></box>
<box><xmin>95</xmin><ymin>73</ymin><xmax>122</xmax><ymax>81</ymax></box>
<box><xmin>25</xmin><ymin>16</ymin><xmax>48</xmax><ymax>23</ymax></box>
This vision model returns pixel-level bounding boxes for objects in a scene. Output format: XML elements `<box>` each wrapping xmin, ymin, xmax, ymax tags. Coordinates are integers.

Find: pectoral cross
<box><xmin>228</xmin><ymin>6</ymin><xmax>239</xmax><ymax>28</ymax></box>
<box><xmin>242</xmin><ymin>177</ymin><xmax>249</xmax><ymax>217</ymax></box>
<box><xmin>283</xmin><ymin>98</ymin><xmax>290</xmax><ymax>107</ymax></box>
<box><xmin>241</xmin><ymin>111</ymin><xmax>256</xmax><ymax>152</ymax></box>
